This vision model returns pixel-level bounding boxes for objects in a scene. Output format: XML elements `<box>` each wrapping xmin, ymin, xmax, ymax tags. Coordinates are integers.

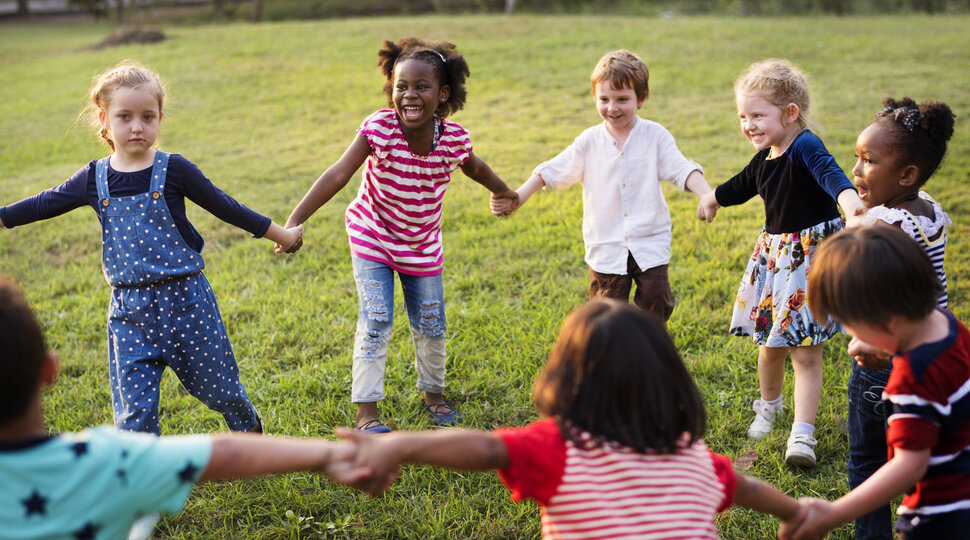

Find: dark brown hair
<box><xmin>807</xmin><ymin>226</ymin><xmax>942</xmax><ymax>329</ymax></box>
<box><xmin>873</xmin><ymin>97</ymin><xmax>955</xmax><ymax>186</ymax></box>
<box><xmin>533</xmin><ymin>300</ymin><xmax>706</xmax><ymax>453</ymax></box>
<box><xmin>377</xmin><ymin>36</ymin><xmax>470</xmax><ymax>119</ymax></box>
<box><xmin>0</xmin><ymin>276</ymin><xmax>47</xmax><ymax>428</ymax></box>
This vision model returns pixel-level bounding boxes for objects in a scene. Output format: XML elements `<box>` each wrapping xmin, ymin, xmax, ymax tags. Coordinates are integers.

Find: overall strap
<box><xmin>149</xmin><ymin>151</ymin><xmax>170</xmax><ymax>194</ymax></box>
<box><xmin>95</xmin><ymin>157</ymin><xmax>111</xmax><ymax>203</ymax></box>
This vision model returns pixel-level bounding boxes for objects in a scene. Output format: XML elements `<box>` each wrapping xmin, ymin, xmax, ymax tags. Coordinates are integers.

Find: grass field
<box><xmin>1</xmin><ymin>13</ymin><xmax>968</xmax><ymax>539</ymax></box>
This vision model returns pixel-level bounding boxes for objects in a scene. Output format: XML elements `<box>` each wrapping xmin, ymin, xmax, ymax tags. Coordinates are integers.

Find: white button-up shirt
<box><xmin>534</xmin><ymin>117</ymin><xmax>702</xmax><ymax>274</ymax></box>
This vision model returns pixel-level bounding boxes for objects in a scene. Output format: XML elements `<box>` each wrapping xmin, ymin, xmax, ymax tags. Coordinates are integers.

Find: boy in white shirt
<box><xmin>492</xmin><ymin>50</ymin><xmax>716</xmax><ymax>321</ymax></box>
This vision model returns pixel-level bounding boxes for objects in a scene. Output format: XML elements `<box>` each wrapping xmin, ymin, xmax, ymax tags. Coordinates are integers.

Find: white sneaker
<box><xmin>785</xmin><ymin>433</ymin><xmax>818</xmax><ymax>468</ymax></box>
<box><xmin>747</xmin><ymin>399</ymin><xmax>782</xmax><ymax>440</ymax></box>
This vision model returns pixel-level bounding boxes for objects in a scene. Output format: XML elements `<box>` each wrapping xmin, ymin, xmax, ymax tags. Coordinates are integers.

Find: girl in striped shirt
<box><xmin>842</xmin><ymin>97</ymin><xmax>954</xmax><ymax>540</ymax></box>
<box><xmin>282</xmin><ymin>37</ymin><xmax>518</xmax><ymax>434</ymax></box>
<box><xmin>340</xmin><ymin>300</ymin><xmax>807</xmax><ymax>539</ymax></box>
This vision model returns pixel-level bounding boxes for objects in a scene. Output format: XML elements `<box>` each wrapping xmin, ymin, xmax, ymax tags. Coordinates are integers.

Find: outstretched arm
<box><xmin>732</xmin><ymin>472</ymin><xmax>804</xmax><ymax>523</ymax></box>
<box><xmin>784</xmin><ymin>448</ymin><xmax>929</xmax><ymax>539</ymax></box>
<box><xmin>337</xmin><ymin>427</ymin><xmax>510</xmax><ymax>496</ymax></box>
<box><xmin>685</xmin><ymin>170</ymin><xmax>718</xmax><ymax>222</ymax></box>
<box><xmin>201</xmin><ymin>432</ymin><xmax>370</xmax><ymax>487</ymax></box>
<box><xmin>278</xmin><ymin>133</ymin><xmax>370</xmax><ymax>252</ymax></box>
<box><xmin>460</xmin><ymin>152</ymin><xmax>518</xmax><ymax>212</ymax></box>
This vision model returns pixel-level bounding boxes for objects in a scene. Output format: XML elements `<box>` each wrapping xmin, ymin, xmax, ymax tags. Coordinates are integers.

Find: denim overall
<box><xmin>97</xmin><ymin>152</ymin><xmax>260</xmax><ymax>434</ymax></box>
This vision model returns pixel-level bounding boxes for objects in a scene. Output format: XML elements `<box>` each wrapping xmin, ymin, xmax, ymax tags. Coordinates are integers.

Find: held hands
<box><xmin>274</xmin><ymin>224</ymin><xmax>305</xmax><ymax>254</ymax></box>
<box><xmin>697</xmin><ymin>192</ymin><xmax>719</xmax><ymax>223</ymax></box>
<box><xmin>845</xmin><ymin>204</ymin><xmax>867</xmax><ymax>228</ymax></box>
<box><xmin>317</xmin><ymin>440</ymin><xmax>373</xmax><ymax>487</ymax></box>
<box><xmin>336</xmin><ymin>427</ymin><xmax>401</xmax><ymax>497</ymax></box>
<box><xmin>778</xmin><ymin>498</ymin><xmax>837</xmax><ymax>540</ymax></box>
<box><xmin>490</xmin><ymin>189</ymin><xmax>520</xmax><ymax>217</ymax></box>
<box><xmin>847</xmin><ymin>337</ymin><xmax>893</xmax><ymax>371</ymax></box>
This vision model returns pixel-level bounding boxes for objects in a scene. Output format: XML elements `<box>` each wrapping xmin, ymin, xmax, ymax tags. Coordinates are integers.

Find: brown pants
<box><xmin>589</xmin><ymin>254</ymin><xmax>675</xmax><ymax>321</ymax></box>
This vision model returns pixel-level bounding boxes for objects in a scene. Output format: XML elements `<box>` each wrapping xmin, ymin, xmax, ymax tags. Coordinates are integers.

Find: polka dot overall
<box><xmin>96</xmin><ymin>152</ymin><xmax>260</xmax><ymax>434</ymax></box>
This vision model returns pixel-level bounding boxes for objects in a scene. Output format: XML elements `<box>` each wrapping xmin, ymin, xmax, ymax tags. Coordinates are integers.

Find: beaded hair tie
<box><xmin>880</xmin><ymin>106</ymin><xmax>920</xmax><ymax>132</ymax></box>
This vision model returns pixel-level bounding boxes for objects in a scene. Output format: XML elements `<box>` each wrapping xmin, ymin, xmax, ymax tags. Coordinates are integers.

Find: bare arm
<box><xmin>786</xmin><ymin>448</ymin><xmax>929</xmax><ymax>539</ymax></box>
<box><xmin>201</xmin><ymin>432</ymin><xmax>369</xmax><ymax>487</ymax></box>
<box><xmin>685</xmin><ymin>169</ymin><xmax>718</xmax><ymax>223</ymax></box>
<box><xmin>284</xmin><ymin>133</ymin><xmax>370</xmax><ymax>229</ymax></box>
<box><xmin>337</xmin><ymin>427</ymin><xmax>509</xmax><ymax>496</ymax></box>
<box><xmin>732</xmin><ymin>472</ymin><xmax>802</xmax><ymax>522</ymax></box>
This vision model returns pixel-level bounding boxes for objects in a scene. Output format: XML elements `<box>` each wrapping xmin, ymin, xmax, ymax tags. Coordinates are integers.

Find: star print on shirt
<box><xmin>70</xmin><ymin>441</ymin><xmax>89</xmax><ymax>458</ymax></box>
<box><xmin>117</xmin><ymin>468</ymin><xmax>129</xmax><ymax>487</ymax></box>
<box><xmin>177</xmin><ymin>461</ymin><xmax>199</xmax><ymax>483</ymax></box>
<box><xmin>73</xmin><ymin>522</ymin><xmax>99</xmax><ymax>540</ymax></box>
<box><xmin>21</xmin><ymin>489</ymin><xmax>48</xmax><ymax>517</ymax></box>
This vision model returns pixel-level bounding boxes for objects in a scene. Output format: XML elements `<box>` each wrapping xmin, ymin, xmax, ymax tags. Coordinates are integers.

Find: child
<box><xmin>843</xmin><ymin>97</ymin><xmax>954</xmax><ymax>540</ymax></box>
<box><xmin>0</xmin><ymin>275</ymin><xmax>371</xmax><ymax>540</ymax></box>
<box><xmin>491</xmin><ymin>49</ymin><xmax>716</xmax><ymax>322</ymax></box>
<box><xmin>281</xmin><ymin>37</ymin><xmax>519</xmax><ymax>433</ymax></box>
<box><xmin>0</xmin><ymin>61</ymin><xmax>303</xmax><ymax>434</ymax></box>
<box><xmin>698</xmin><ymin>59</ymin><xmax>866</xmax><ymax>467</ymax></box>
<box><xmin>340</xmin><ymin>300</ymin><xmax>808</xmax><ymax>539</ymax></box>
<box><xmin>781</xmin><ymin>226</ymin><xmax>970</xmax><ymax>540</ymax></box>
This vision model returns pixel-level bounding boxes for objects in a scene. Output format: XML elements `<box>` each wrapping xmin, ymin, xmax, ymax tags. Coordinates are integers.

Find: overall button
<box><xmin>152</xmin><ymin>192</ymin><xmax>161</xmax><ymax>199</ymax></box>
<box><xmin>101</xmin><ymin>199</ymin><xmax>109</xmax><ymax>207</ymax></box>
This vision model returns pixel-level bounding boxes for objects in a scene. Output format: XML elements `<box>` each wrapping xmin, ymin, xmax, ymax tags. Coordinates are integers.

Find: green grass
<box><xmin>1</xmin><ymin>14</ymin><xmax>969</xmax><ymax>539</ymax></box>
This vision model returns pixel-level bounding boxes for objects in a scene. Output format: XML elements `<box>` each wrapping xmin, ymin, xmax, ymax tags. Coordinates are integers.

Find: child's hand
<box><xmin>318</xmin><ymin>440</ymin><xmax>372</xmax><ymax>487</ymax></box>
<box><xmin>490</xmin><ymin>190</ymin><xmax>519</xmax><ymax>217</ymax></box>
<box><xmin>780</xmin><ymin>498</ymin><xmax>836</xmax><ymax>540</ymax></box>
<box><xmin>847</xmin><ymin>337</ymin><xmax>893</xmax><ymax>370</ymax></box>
<box><xmin>335</xmin><ymin>427</ymin><xmax>400</xmax><ymax>497</ymax></box>
<box><xmin>697</xmin><ymin>192</ymin><xmax>719</xmax><ymax>223</ymax></box>
<box><xmin>274</xmin><ymin>224</ymin><xmax>305</xmax><ymax>254</ymax></box>
<box><xmin>845</xmin><ymin>205</ymin><xmax>867</xmax><ymax>228</ymax></box>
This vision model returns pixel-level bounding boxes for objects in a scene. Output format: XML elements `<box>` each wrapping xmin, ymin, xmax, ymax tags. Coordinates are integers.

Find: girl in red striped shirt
<box><xmin>282</xmin><ymin>36</ymin><xmax>518</xmax><ymax>434</ymax></box>
<box><xmin>341</xmin><ymin>300</ymin><xmax>806</xmax><ymax>539</ymax></box>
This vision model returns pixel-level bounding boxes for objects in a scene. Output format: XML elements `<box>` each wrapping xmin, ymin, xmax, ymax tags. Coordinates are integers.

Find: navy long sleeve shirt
<box><xmin>0</xmin><ymin>154</ymin><xmax>271</xmax><ymax>254</ymax></box>
<box><xmin>714</xmin><ymin>130</ymin><xmax>855</xmax><ymax>234</ymax></box>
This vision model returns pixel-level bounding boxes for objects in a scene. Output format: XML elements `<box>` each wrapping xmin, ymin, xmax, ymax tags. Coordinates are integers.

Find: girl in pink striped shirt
<box><xmin>283</xmin><ymin>36</ymin><xmax>518</xmax><ymax>434</ymax></box>
<box><xmin>341</xmin><ymin>300</ymin><xmax>807</xmax><ymax>539</ymax></box>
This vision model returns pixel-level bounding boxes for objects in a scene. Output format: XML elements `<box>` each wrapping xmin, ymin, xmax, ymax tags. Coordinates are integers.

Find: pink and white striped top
<box><xmin>346</xmin><ymin>109</ymin><xmax>472</xmax><ymax>276</ymax></box>
<box><xmin>496</xmin><ymin>418</ymin><xmax>736</xmax><ymax>540</ymax></box>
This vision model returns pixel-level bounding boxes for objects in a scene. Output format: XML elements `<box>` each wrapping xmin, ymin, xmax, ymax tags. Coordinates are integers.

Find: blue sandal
<box><xmin>356</xmin><ymin>419</ymin><xmax>392</xmax><ymax>434</ymax></box>
<box><xmin>424</xmin><ymin>401</ymin><xmax>462</xmax><ymax>426</ymax></box>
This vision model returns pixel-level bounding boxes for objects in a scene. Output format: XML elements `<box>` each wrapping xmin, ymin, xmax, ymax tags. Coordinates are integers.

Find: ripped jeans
<box><xmin>350</xmin><ymin>256</ymin><xmax>447</xmax><ymax>403</ymax></box>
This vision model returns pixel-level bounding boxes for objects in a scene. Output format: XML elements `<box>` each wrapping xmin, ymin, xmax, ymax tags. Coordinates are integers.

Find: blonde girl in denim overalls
<box><xmin>0</xmin><ymin>61</ymin><xmax>303</xmax><ymax>434</ymax></box>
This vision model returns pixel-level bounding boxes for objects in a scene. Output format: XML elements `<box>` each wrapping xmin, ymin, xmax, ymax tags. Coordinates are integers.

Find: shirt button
<box><xmin>621</xmin><ymin>183</ymin><xmax>626</xmax><ymax>188</ymax></box>
<box><xmin>624</xmin><ymin>212</ymin><xmax>628</xmax><ymax>217</ymax></box>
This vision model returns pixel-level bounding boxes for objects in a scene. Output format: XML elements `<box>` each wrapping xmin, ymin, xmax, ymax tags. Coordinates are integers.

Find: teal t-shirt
<box><xmin>0</xmin><ymin>425</ymin><xmax>212</xmax><ymax>540</ymax></box>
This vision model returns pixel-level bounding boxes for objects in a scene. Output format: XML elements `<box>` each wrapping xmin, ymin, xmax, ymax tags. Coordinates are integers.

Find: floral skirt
<box><xmin>729</xmin><ymin>217</ymin><xmax>844</xmax><ymax>347</ymax></box>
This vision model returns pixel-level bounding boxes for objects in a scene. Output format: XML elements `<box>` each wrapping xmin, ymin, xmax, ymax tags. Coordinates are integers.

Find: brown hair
<box><xmin>807</xmin><ymin>226</ymin><xmax>941</xmax><ymax>329</ymax></box>
<box><xmin>590</xmin><ymin>50</ymin><xmax>649</xmax><ymax>102</ymax></box>
<box><xmin>533</xmin><ymin>300</ymin><xmax>705</xmax><ymax>453</ymax></box>
<box><xmin>86</xmin><ymin>60</ymin><xmax>166</xmax><ymax>150</ymax></box>
<box><xmin>735</xmin><ymin>58</ymin><xmax>814</xmax><ymax>131</ymax></box>
<box><xmin>0</xmin><ymin>276</ymin><xmax>47</xmax><ymax>428</ymax></box>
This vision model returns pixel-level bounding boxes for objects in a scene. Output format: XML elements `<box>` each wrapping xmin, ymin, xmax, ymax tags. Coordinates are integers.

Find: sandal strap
<box><xmin>357</xmin><ymin>419</ymin><xmax>386</xmax><ymax>431</ymax></box>
<box><xmin>426</xmin><ymin>401</ymin><xmax>455</xmax><ymax>415</ymax></box>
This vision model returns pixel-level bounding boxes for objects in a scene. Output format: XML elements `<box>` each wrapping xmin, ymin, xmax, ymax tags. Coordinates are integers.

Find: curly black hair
<box><xmin>875</xmin><ymin>97</ymin><xmax>956</xmax><ymax>186</ymax></box>
<box><xmin>377</xmin><ymin>36</ymin><xmax>470</xmax><ymax>119</ymax></box>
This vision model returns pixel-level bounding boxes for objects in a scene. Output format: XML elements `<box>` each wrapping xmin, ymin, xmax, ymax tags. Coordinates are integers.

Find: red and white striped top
<box><xmin>496</xmin><ymin>418</ymin><xmax>736</xmax><ymax>540</ymax></box>
<box><xmin>346</xmin><ymin>109</ymin><xmax>472</xmax><ymax>276</ymax></box>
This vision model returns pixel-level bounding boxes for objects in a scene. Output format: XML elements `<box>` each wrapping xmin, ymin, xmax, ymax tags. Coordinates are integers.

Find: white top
<box><xmin>534</xmin><ymin>117</ymin><xmax>701</xmax><ymax>274</ymax></box>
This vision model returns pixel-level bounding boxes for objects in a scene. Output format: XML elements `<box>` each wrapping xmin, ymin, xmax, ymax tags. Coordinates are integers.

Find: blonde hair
<box><xmin>86</xmin><ymin>61</ymin><xmax>166</xmax><ymax>150</ymax></box>
<box><xmin>590</xmin><ymin>50</ymin><xmax>649</xmax><ymax>103</ymax></box>
<box><xmin>734</xmin><ymin>59</ymin><xmax>814</xmax><ymax>131</ymax></box>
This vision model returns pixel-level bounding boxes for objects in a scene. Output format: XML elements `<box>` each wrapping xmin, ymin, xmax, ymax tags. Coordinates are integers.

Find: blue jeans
<box><xmin>350</xmin><ymin>256</ymin><xmax>447</xmax><ymax>403</ymax></box>
<box><xmin>847</xmin><ymin>361</ymin><xmax>894</xmax><ymax>540</ymax></box>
